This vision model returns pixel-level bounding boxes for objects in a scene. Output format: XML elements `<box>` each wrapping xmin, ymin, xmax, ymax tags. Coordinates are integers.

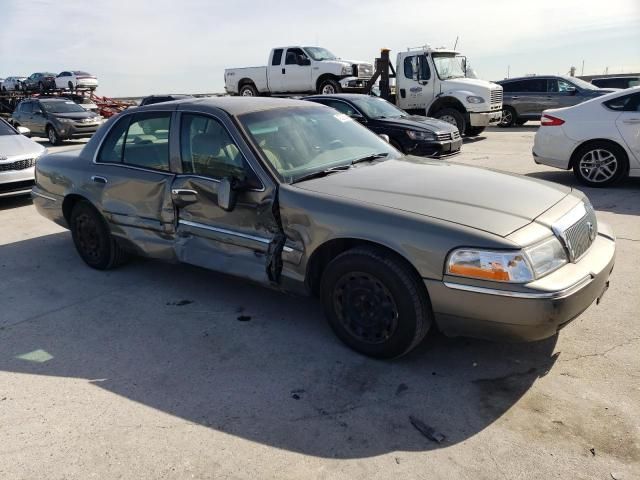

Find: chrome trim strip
<box><xmin>179</xmin><ymin>219</ymin><xmax>270</xmax><ymax>244</ymax></box>
<box><xmin>443</xmin><ymin>276</ymin><xmax>592</xmax><ymax>300</ymax></box>
<box><xmin>31</xmin><ymin>190</ymin><xmax>57</xmax><ymax>202</ymax></box>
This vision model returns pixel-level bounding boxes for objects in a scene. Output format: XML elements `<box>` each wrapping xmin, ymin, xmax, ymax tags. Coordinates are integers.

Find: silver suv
<box><xmin>496</xmin><ymin>75</ymin><xmax>616</xmax><ymax>127</ymax></box>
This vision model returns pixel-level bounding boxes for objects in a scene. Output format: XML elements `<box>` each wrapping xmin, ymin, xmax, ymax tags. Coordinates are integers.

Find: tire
<box><xmin>38</xmin><ymin>81</ymin><xmax>44</xmax><ymax>92</ymax></box>
<box><xmin>498</xmin><ymin>106</ymin><xmax>517</xmax><ymax>128</ymax></box>
<box><xmin>47</xmin><ymin>126</ymin><xmax>62</xmax><ymax>146</ymax></box>
<box><xmin>68</xmin><ymin>81</ymin><xmax>74</xmax><ymax>91</ymax></box>
<box><xmin>433</xmin><ymin>108</ymin><xmax>465</xmax><ymax>136</ymax></box>
<box><xmin>70</xmin><ymin>201</ymin><xmax>129</xmax><ymax>270</ymax></box>
<box><xmin>465</xmin><ymin>126</ymin><xmax>485</xmax><ymax>136</ymax></box>
<box><xmin>239</xmin><ymin>83</ymin><xmax>258</xmax><ymax>96</ymax></box>
<box><xmin>320</xmin><ymin>246</ymin><xmax>432</xmax><ymax>359</ymax></box>
<box><xmin>515</xmin><ymin>119</ymin><xmax>527</xmax><ymax>126</ymax></box>
<box><xmin>318</xmin><ymin>78</ymin><xmax>342</xmax><ymax>95</ymax></box>
<box><xmin>572</xmin><ymin>141</ymin><xmax>628</xmax><ymax>187</ymax></box>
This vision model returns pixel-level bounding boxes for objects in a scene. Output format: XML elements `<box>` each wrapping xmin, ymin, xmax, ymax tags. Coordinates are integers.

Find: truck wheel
<box><xmin>318</xmin><ymin>79</ymin><xmax>341</xmax><ymax>95</ymax></box>
<box><xmin>572</xmin><ymin>141</ymin><xmax>628</xmax><ymax>187</ymax></box>
<box><xmin>433</xmin><ymin>108</ymin><xmax>465</xmax><ymax>136</ymax></box>
<box><xmin>70</xmin><ymin>201</ymin><xmax>129</xmax><ymax>270</ymax></box>
<box><xmin>320</xmin><ymin>246</ymin><xmax>432</xmax><ymax>358</ymax></box>
<box><xmin>465</xmin><ymin>126</ymin><xmax>485</xmax><ymax>136</ymax></box>
<box><xmin>498</xmin><ymin>107</ymin><xmax>517</xmax><ymax>128</ymax></box>
<box><xmin>239</xmin><ymin>83</ymin><xmax>258</xmax><ymax>96</ymax></box>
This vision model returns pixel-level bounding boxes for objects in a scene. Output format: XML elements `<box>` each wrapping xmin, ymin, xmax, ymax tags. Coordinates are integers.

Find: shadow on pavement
<box><xmin>526</xmin><ymin>170</ymin><xmax>640</xmax><ymax>217</ymax></box>
<box><xmin>0</xmin><ymin>232</ymin><xmax>558</xmax><ymax>459</ymax></box>
<box><xmin>0</xmin><ymin>194</ymin><xmax>32</xmax><ymax>211</ymax></box>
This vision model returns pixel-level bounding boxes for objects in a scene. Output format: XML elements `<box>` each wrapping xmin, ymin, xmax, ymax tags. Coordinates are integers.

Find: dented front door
<box><xmin>171</xmin><ymin>111</ymin><xmax>281</xmax><ymax>285</ymax></box>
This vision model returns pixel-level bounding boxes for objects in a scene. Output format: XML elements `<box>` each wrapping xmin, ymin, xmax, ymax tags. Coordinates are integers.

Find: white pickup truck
<box><xmin>224</xmin><ymin>46</ymin><xmax>374</xmax><ymax>96</ymax></box>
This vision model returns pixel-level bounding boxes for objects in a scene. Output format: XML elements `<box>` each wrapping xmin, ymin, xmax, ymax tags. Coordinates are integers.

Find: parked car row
<box><xmin>496</xmin><ymin>75</ymin><xmax>617</xmax><ymax>127</ymax></box>
<box><xmin>1</xmin><ymin>71</ymin><xmax>98</xmax><ymax>92</ymax></box>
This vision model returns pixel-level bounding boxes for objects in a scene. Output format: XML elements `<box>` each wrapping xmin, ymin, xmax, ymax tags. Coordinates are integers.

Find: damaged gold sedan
<box><xmin>32</xmin><ymin>98</ymin><xmax>615</xmax><ymax>358</ymax></box>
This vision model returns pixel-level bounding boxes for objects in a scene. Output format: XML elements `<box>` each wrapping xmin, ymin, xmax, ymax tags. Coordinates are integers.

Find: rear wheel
<box><xmin>70</xmin><ymin>201</ymin><xmax>129</xmax><ymax>270</ymax></box>
<box><xmin>572</xmin><ymin>141</ymin><xmax>628</xmax><ymax>187</ymax></box>
<box><xmin>498</xmin><ymin>106</ymin><xmax>517</xmax><ymax>127</ymax></box>
<box><xmin>38</xmin><ymin>81</ymin><xmax>45</xmax><ymax>92</ymax></box>
<box><xmin>239</xmin><ymin>83</ymin><xmax>258</xmax><ymax>96</ymax></box>
<box><xmin>318</xmin><ymin>78</ymin><xmax>342</xmax><ymax>95</ymax></box>
<box><xmin>433</xmin><ymin>108</ymin><xmax>466</xmax><ymax>136</ymax></box>
<box><xmin>320</xmin><ymin>246</ymin><xmax>431</xmax><ymax>358</ymax></box>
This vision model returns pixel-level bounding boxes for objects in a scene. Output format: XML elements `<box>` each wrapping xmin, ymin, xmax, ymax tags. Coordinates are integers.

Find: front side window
<box><xmin>322</xmin><ymin>100</ymin><xmax>358</xmax><ymax>116</ymax></box>
<box><xmin>240</xmin><ymin>106</ymin><xmax>400</xmax><ymax>183</ymax></box>
<box><xmin>285</xmin><ymin>48</ymin><xmax>307</xmax><ymax>65</ymax></box>
<box><xmin>97</xmin><ymin>112</ymin><xmax>171</xmax><ymax>171</ymax></box>
<box><xmin>520</xmin><ymin>79</ymin><xmax>546</xmax><ymax>93</ymax></box>
<box><xmin>180</xmin><ymin>113</ymin><xmax>247</xmax><ymax>179</ymax></box>
<box><xmin>351</xmin><ymin>97</ymin><xmax>407</xmax><ymax>119</ymax></box>
<box><xmin>272</xmin><ymin>49</ymin><xmax>283</xmax><ymax>66</ymax></box>
<box><xmin>404</xmin><ymin>55</ymin><xmax>430</xmax><ymax>81</ymax></box>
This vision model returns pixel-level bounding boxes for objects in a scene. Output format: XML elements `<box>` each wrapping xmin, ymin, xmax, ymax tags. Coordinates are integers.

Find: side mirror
<box><xmin>378</xmin><ymin>134</ymin><xmax>390</xmax><ymax>143</ymax></box>
<box><xmin>567</xmin><ymin>87</ymin><xmax>577</xmax><ymax>95</ymax></box>
<box><xmin>298</xmin><ymin>56</ymin><xmax>311</xmax><ymax>66</ymax></box>
<box><xmin>217</xmin><ymin>177</ymin><xmax>238</xmax><ymax>212</ymax></box>
<box><xmin>349</xmin><ymin>112</ymin><xmax>366</xmax><ymax>123</ymax></box>
<box><xmin>17</xmin><ymin>126</ymin><xmax>31</xmax><ymax>137</ymax></box>
<box><xmin>33</xmin><ymin>110</ymin><xmax>42</xmax><ymax>116</ymax></box>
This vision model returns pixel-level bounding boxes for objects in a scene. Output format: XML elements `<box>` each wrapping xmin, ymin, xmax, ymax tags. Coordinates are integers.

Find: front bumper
<box><xmin>0</xmin><ymin>165</ymin><xmax>36</xmax><ymax>197</ymax></box>
<box><xmin>407</xmin><ymin>138</ymin><xmax>463</xmax><ymax>157</ymax></box>
<box><xmin>339</xmin><ymin>76</ymin><xmax>372</xmax><ymax>92</ymax></box>
<box><xmin>425</xmin><ymin>229</ymin><xmax>616</xmax><ymax>342</ymax></box>
<box><xmin>55</xmin><ymin>121</ymin><xmax>101</xmax><ymax>139</ymax></box>
<box><xmin>468</xmin><ymin>111</ymin><xmax>502</xmax><ymax>127</ymax></box>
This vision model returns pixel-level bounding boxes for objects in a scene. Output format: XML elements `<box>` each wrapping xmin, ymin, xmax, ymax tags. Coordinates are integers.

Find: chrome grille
<box><xmin>555</xmin><ymin>203</ymin><xmax>598</xmax><ymax>262</ymax></box>
<box><xmin>435</xmin><ymin>133</ymin><xmax>451</xmax><ymax>141</ymax></box>
<box><xmin>0</xmin><ymin>158</ymin><xmax>35</xmax><ymax>172</ymax></box>
<box><xmin>452</xmin><ymin>130</ymin><xmax>461</xmax><ymax>140</ymax></box>
<box><xmin>490</xmin><ymin>89</ymin><xmax>503</xmax><ymax>104</ymax></box>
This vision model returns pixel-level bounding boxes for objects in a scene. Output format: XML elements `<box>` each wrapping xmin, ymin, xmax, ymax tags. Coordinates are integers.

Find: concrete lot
<box><xmin>1</xmin><ymin>126</ymin><xmax>639</xmax><ymax>479</ymax></box>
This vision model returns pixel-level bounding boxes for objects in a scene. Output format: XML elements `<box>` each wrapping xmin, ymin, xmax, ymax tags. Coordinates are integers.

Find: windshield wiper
<box><xmin>291</xmin><ymin>165</ymin><xmax>351</xmax><ymax>184</ymax></box>
<box><xmin>351</xmin><ymin>152</ymin><xmax>389</xmax><ymax>165</ymax></box>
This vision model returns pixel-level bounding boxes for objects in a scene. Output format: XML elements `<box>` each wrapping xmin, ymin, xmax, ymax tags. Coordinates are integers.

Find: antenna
<box><xmin>453</xmin><ymin>36</ymin><xmax>459</xmax><ymax>50</ymax></box>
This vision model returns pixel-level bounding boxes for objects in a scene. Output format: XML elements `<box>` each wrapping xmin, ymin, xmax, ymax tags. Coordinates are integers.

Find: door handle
<box><xmin>282</xmin><ymin>68</ymin><xmax>286</xmax><ymax>74</ymax></box>
<box><xmin>171</xmin><ymin>188</ymin><xmax>198</xmax><ymax>206</ymax></box>
<box><xmin>511</xmin><ymin>96</ymin><xmax>519</xmax><ymax>99</ymax></box>
<box><xmin>400</xmin><ymin>88</ymin><xmax>406</xmax><ymax>99</ymax></box>
<box><xmin>623</xmin><ymin>118</ymin><xmax>640</xmax><ymax>124</ymax></box>
<box><xmin>91</xmin><ymin>175</ymin><xmax>108</xmax><ymax>184</ymax></box>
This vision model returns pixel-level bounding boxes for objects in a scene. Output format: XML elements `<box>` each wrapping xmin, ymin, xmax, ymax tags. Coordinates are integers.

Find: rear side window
<box><xmin>272</xmin><ymin>49</ymin><xmax>283</xmax><ymax>66</ymax></box>
<box><xmin>501</xmin><ymin>79</ymin><xmax>545</xmax><ymax>92</ymax></box>
<box><xmin>97</xmin><ymin>112</ymin><xmax>171</xmax><ymax>171</ymax></box>
<box><xmin>604</xmin><ymin>93</ymin><xmax>640</xmax><ymax>112</ymax></box>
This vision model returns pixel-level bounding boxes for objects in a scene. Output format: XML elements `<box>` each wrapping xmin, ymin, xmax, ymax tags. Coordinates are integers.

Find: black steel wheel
<box><xmin>320</xmin><ymin>246</ymin><xmax>431</xmax><ymax>358</ymax></box>
<box><xmin>70</xmin><ymin>201</ymin><xmax>129</xmax><ymax>270</ymax></box>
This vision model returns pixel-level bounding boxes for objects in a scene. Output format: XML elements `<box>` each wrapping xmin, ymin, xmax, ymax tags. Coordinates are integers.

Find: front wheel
<box><xmin>47</xmin><ymin>126</ymin><xmax>62</xmax><ymax>146</ymax></box>
<box><xmin>320</xmin><ymin>247</ymin><xmax>431</xmax><ymax>358</ymax></box>
<box><xmin>318</xmin><ymin>78</ymin><xmax>341</xmax><ymax>95</ymax></box>
<box><xmin>70</xmin><ymin>201</ymin><xmax>129</xmax><ymax>270</ymax></box>
<box><xmin>433</xmin><ymin>108</ymin><xmax>465</xmax><ymax>136</ymax></box>
<box><xmin>572</xmin><ymin>142</ymin><xmax>628</xmax><ymax>187</ymax></box>
<box><xmin>465</xmin><ymin>126</ymin><xmax>485</xmax><ymax>136</ymax></box>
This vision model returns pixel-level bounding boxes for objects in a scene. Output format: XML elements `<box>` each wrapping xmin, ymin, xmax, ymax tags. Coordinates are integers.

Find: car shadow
<box><xmin>0</xmin><ymin>232</ymin><xmax>558</xmax><ymax>459</ymax></box>
<box><xmin>0</xmin><ymin>194</ymin><xmax>32</xmax><ymax>211</ymax></box>
<box><xmin>31</xmin><ymin>136</ymin><xmax>88</xmax><ymax>148</ymax></box>
<box><xmin>462</xmin><ymin>136</ymin><xmax>487</xmax><ymax>144</ymax></box>
<box><xmin>526</xmin><ymin>171</ymin><xmax>640</xmax><ymax>216</ymax></box>
<box><xmin>487</xmin><ymin>125</ymin><xmax>539</xmax><ymax>133</ymax></box>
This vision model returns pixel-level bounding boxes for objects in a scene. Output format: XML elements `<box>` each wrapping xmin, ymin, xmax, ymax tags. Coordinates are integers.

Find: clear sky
<box><xmin>1</xmin><ymin>0</ymin><xmax>639</xmax><ymax>97</ymax></box>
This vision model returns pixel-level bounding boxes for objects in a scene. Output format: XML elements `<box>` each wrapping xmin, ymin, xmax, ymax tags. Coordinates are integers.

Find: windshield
<box><xmin>0</xmin><ymin>119</ymin><xmax>17</xmax><ymax>136</ymax></box>
<box><xmin>351</xmin><ymin>96</ymin><xmax>407</xmax><ymax>119</ymax></box>
<box><xmin>73</xmin><ymin>71</ymin><xmax>91</xmax><ymax>75</ymax></box>
<box><xmin>432</xmin><ymin>54</ymin><xmax>466</xmax><ymax>80</ymax></box>
<box><xmin>239</xmin><ymin>106</ymin><xmax>399</xmax><ymax>183</ymax></box>
<box><xmin>40</xmin><ymin>101</ymin><xmax>86</xmax><ymax>113</ymax></box>
<box><xmin>304</xmin><ymin>47</ymin><xmax>337</xmax><ymax>61</ymax></box>
<box><xmin>565</xmin><ymin>76</ymin><xmax>599</xmax><ymax>90</ymax></box>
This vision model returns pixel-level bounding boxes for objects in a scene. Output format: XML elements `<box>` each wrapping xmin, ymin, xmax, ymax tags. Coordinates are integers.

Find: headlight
<box><xmin>406</xmin><ymin>130</ymin><xmax>436</xmax><ymax>141</ymax></box>
<box><xmin>341</xmin><ymin>65</ymin><xmax>352</xmax><ymax>75</ymax></box>
<box><xmin>447</xmin><ymin>249</ymin><xmax>534</xmax><ymax>283</ymax></box>
<box><xmin>58</xmin><ymin>118</ymin><xmax>75</xmax><ymax>123</ymax></box>
<box><xmin>466</xmin><ymin>96</ymin><xmax>485</xmax><ymax>104</ymax></box>
<box><xmin>524</xmin><ymin>237</ymin><xmax>568</xmax><ymax>278</ymax></box>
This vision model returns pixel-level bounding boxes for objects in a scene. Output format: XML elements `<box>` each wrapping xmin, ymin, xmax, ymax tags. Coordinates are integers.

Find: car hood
<box><xmin>378</xmin><ymin>115</ymin><xmax>458</xmax><ymax>133</ymax></box>
<box><xmin>0</xmin><ymin>134</ymin><xmax>45</xmax><ymax>158</ymax></box>
<box><xmin>440</xmin><ymin>77</ymin><xmax>500</xmax><ymax>93</ymax></box>
<box><xmin>294</xmin><ymin>158</ymin><xmax>571</xmax><ymax>237</ymax></box>
<box><xmin>52</xmin><ymin>111</ymin><xmax>96</xmax><ymax>120</ymax></box>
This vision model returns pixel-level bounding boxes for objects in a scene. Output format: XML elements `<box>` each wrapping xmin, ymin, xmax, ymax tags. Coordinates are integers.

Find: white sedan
<box><xmin>55</xmin><ymin>71</ymin><xmax>98</xmax><ymax>91</ymax></box>
<box><xmin>533</xmin><ymin>86</ymin><xmax>640</xmax><ymax>187</ymax></box>
<box><xmin>1</xmin><ymin>76</ymin><xmax>27</xmax><ymax>91</ymax></box>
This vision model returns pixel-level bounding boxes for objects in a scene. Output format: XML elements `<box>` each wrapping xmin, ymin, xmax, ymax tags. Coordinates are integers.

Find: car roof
<box><xmin>592</xmin><ymin>76</ymin><xmax>639</xmax><ymax>80</ymax></box>
<box><xmin>136</xmin><ymin>96</ymin><xmax>322</xmax><ymax>116</ymax></box>
<box><xmin>304</xmin><ymin>94</ymin><xmax>378</xmax><ymax>102</ymax></box>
